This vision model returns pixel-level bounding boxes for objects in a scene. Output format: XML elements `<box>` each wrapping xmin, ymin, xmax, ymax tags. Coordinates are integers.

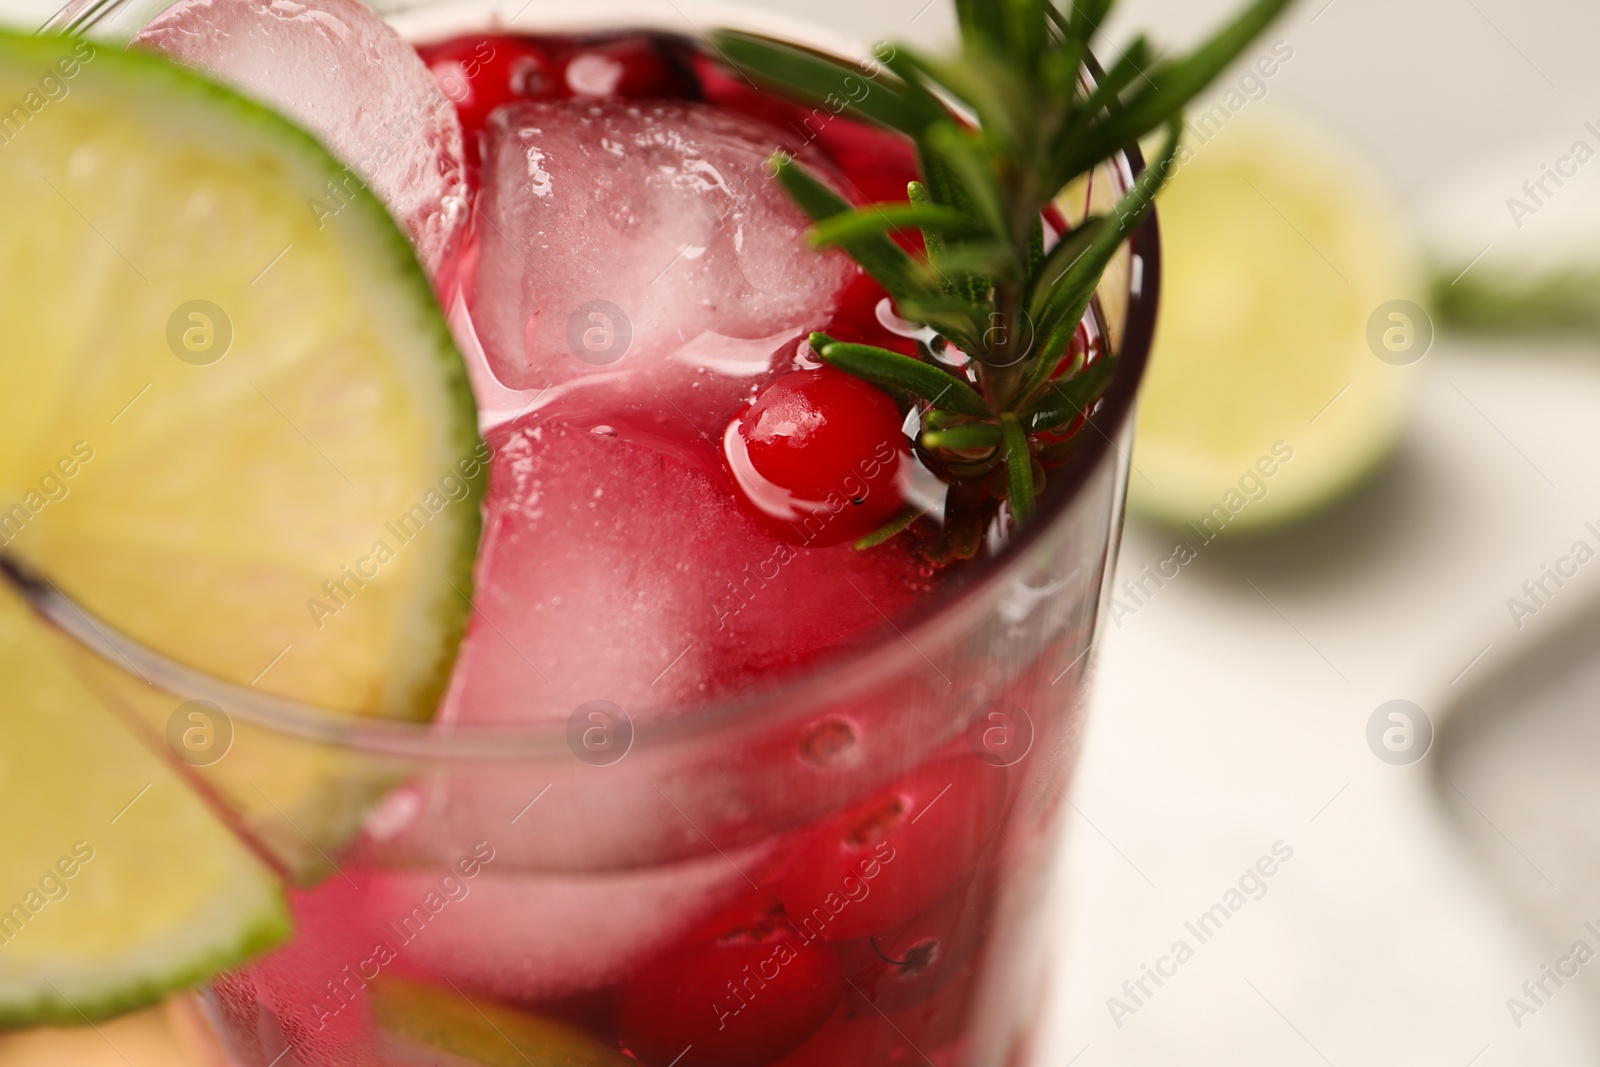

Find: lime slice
<box><xmin>371</xmin><ymin>977</ymin><xmax>632</xmax><ymax>1066</ymax></box>
<box><xmin>0</xmin><ymin>33</ymin><xmax>481</xmax><ymax>712</ymax></box>
<box><xmin>0</xmin><ymin>583</ymin><xmax>288</xmax><ymax>1026</ymax></box>
<box><xmin>0</xmin><ymin>33</ymin><xmax>482</xmax><ymax>1023</ymax></box>
<box><xmin>1123</xmin><ymin>104</ymin><xmax>1426</xmax><ymax>533</ymax></box>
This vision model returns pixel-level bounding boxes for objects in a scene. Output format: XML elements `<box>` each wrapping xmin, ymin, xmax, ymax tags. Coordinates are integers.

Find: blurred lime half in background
<box><xmin>1128</xmin><ymin>104</ymin><xmax>1428</xmax><ymax>535</ymax></box>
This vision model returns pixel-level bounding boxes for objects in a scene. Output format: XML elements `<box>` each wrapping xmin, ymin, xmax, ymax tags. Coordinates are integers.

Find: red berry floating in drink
<box><xmin>618</xmin><ymin>896</ymin><xmax>845</xmax><ymax>1067</ymax></box>
<box><xmin>424</xmin><ymin>35</ymin><xmax>556</xmax><ymax>136</ymax></box>
<box><xmin>776</xmin><ymin>756</ymin><xmax>1008</xmax><ymax>942</ymax></box>
<box><xmin>724</xmin><ymin>368</ymin><xmax>911</xmax><ymax>548</ymax></box>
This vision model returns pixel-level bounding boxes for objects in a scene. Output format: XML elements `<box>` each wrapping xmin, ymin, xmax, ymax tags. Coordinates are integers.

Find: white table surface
<box><xmin>1043</xmin><ymin>340</ymin><xmax>1600</xmax><ymax>1067</ymax></box>
<box><xmin>6</xmin><ymin>0</ymin><xmax>1597</xmax><ymax>1062</ymax></box>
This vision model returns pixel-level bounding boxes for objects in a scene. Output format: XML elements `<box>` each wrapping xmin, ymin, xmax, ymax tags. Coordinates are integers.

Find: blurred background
<box><xmin>4</xmin><ymin>0</ymin><xmax>1599</xmax><ymax>1063</ymax></box>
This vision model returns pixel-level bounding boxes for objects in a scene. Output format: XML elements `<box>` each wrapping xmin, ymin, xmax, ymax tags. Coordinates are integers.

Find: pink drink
<box><xmin>62</xmin><ymin>3</ymin><xmax>1160</xmax><ymax>1063</ymax></box>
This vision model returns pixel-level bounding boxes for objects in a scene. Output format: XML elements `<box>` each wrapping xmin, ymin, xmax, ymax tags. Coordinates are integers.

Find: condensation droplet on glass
<box><xmin>591</xmin><ymin>424</ymin><xmax>618</xmax><ymax>437</ymax></box>
<box><xmin>800</xmin><ymin>716</ymin><xmax>860</xmax><ymax>766</ymax></box>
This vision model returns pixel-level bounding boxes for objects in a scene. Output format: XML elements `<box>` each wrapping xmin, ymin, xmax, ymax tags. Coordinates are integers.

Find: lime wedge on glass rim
<box><xmin>0</xmin><ymin>31</ymin><xmax>482</xmax><ymax>1024</ymax></box>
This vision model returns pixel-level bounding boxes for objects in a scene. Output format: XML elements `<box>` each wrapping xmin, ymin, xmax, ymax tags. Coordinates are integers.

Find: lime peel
<box><xmin>0</xmin><ymin>29</ymin><xmax>484</xmax><ymax>1024</ymax></box>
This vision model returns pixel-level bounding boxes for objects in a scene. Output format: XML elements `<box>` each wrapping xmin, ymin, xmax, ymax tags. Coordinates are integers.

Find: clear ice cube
<box><xmin>134</xmin><ymin>0</ymin><xmax>468</xmax><ymax>277</ymax></box>
<box><xmin>471</xmin><ymin>99</ymin><xmax>852</xmax><ymax>404</ymax></box>
<box><xmin>440</xmin><ymin>417</ymin><xmax>931</xmax><ymax>727</ymax></box>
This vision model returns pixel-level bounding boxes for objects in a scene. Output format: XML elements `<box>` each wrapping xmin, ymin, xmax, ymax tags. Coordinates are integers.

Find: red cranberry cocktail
<box><xmin>40</xmin><ymin>0</ymin><xmax>1161</xmax><ymax>1062</ymax></box>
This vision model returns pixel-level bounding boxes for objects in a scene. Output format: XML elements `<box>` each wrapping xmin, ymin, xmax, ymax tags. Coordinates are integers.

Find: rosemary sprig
<box><xmin>717</xmin><ymin>0</ymin><xmax>1293</xmax><ymax>558</ymax></box>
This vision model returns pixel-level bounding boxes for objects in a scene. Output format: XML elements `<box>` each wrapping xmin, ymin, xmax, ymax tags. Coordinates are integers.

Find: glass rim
<box><xmin>25</xmin><ymin>0</ymin><xmax>1162</xmax><ymax>762</ymax></box>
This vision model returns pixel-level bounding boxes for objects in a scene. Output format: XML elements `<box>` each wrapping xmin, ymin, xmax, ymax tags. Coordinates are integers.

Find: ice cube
<box><xmin>364</xmin><ymin>851</ymin><xmax>760</xmax><ymax>1002</ymax></box>
<box><xmin>470</xmin><ymin>99</ymin><xmax>852</xmax><ymax>402</ymax></box>
<box><xmin>133</xmin><ymin>0</ymin><xmax>468</xmax><ymax>278</ymax></box>
<box><xmin>439</xmin><ymin>416</ymin><xmax>932</xmax><ymax>727</ymax></box>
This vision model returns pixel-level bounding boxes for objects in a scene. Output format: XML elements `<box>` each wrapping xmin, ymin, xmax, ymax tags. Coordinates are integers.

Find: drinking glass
<box><xmin>32</xmin><ymin>2</ymin><xmax>1161</xmax><ymax>1063</ymax></box>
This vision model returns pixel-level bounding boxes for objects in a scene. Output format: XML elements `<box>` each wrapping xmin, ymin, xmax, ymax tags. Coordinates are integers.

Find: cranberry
<box><xmin>693</xmin><ymin>51</ymin><xmax>922</xmax><ymax>211</ymax></box>
<box><xmin>838</xmin><ymin>878</ymin><xmax>992</xmax><ymax>1012</ymax></box>
<box><xmin>811</xmin><ymin>116</ymin><xmax>923</xmax><ymax>212</ymax></box>
<box><xmin>771</xmin><ymin>970</ymin><xmax>978</xmax><ymax>1067</ymax></box>
<box><xmin>692</xmin><ymin>51</ymin><xmax>812</xmax><ymax>150</ymax></box>
<box><xmin>618</xmin><ymin>896</ymin><xmax>844</xmax><ymax>1067</ymax></box>
<box><xmin>823</xmin><ymin>272</ymin><xmax>919</xmax><ymax>360</ymax></box>
<box><xmin>776</xmin><ymin>756</ymin><xmax>1008</xmax><ymax>942</ymax></box>
<box><xmin>423</xmin><ymin>36</ymin><xmax>558</xmax><ymax>136</ymax></box>
<box><xmin>560</xmin><ymin>37</ymin><xmax>700</xmax><ymax>99</ymax></box>
<box><xmin>724</xmin><ymin>369</ymin><xmax>910</xmax><ymax>548</ymax></box>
